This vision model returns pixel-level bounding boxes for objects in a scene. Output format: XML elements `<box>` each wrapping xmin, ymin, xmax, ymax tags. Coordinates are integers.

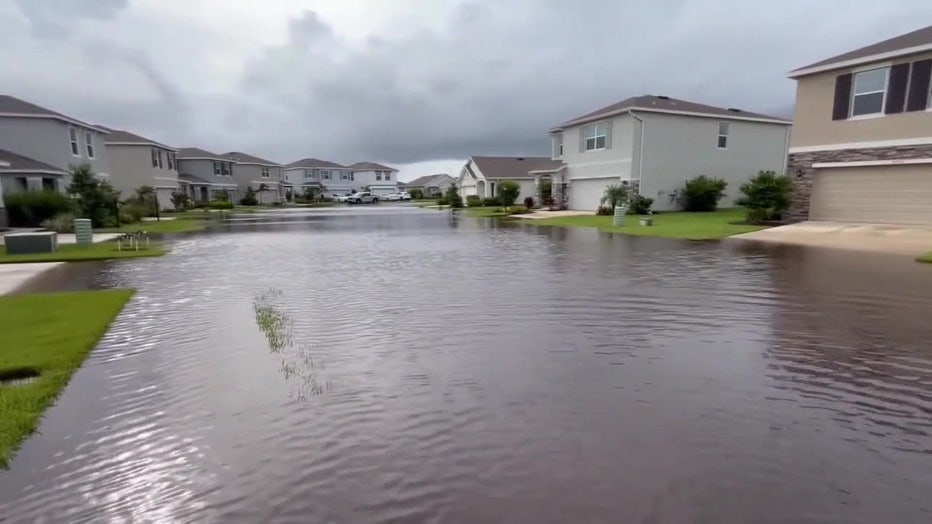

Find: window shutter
<box><xmin>578</xmin><ymin>127</ymin><xmax>585</xmax><ymax>152</ymax></box>
<box><xmin>906</xmin><ymin>59</ymin><xmax>932</xmax><ymax>112</ymax></box>
<box><xmin>832</xmin><ymin>73</ymin><xmax>853</xmax><ymax>120</ymax></box>
<box><xmin>604</xmin><ymin>120</ymin><xmax>613</xmax><ymax>149</ymax></box>
<box><xmin>885</xmin><ymin>63</ymin><xmax>911</xmax><ymax>114</ymax></box>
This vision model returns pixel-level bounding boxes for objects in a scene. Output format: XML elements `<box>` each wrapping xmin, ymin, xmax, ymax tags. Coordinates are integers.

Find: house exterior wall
<box><xmin>459</xmin><ymin>165</ymin><xmax>478</xmax><ymax>198</ymax></box>
<box><xmin>107</xmin><ymin>144</ymin><xmax>179</xmax><ymax>208</ymax></box>
<box><xmin>177</xmin><ymin>158</ymin><xmax>238</xmax><ymax>199</ymax></box>
<box><xmin>233</xmin><ymin>163</ymin><xmax>283</xmax><ymax>203</ymax></box>
<box><xmin>0</xmin><ymin>117</ymin><xmax>110</xmax><ymax>180</ymax></box>
<box><xmin>791</xmin><ymin>50</ymin><xmax>932</xmax><ymax>149</ymax></box>
<box><xmin>353</xmin><ymin>169</ymin><xmax>398</xmax><ymax>194</ymax></box>
<box><xmin>554</xmin><ymin>114</ymin><xmax>635</xmax><ymax>182</ymax></box>
<box><xmin>0</xmin><ymin>173</ymin><xmax>63</xmax><ymax>194</ymax></box>
<box><xmin>639</xmin><ymin>112</ymin><xmax>790</xmax><ymax>211</ymax></box>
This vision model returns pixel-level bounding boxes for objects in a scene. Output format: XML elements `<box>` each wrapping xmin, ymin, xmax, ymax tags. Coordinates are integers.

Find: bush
<box><xmin>41</xmin><ymin>212</ymin><xmax>76</xmax><ymax>233</ymax></box>
<box><xmin>628</xmin><ymin>195</ymin><xmax>654</xmax><ymax>215</ymax></box>
<box><xmin>735</xmin><ymin>170</ymin><xmax>792</xmax><ymax>224</ymax></box>
<box><xmin>683</xmin><ymin>175</ymin><xmax>727</xmax><ymax>212</ymax></box>
<box><xmin>240</xmin><ymin>186</ymin><xmax>259</xmax><ymax>206</ymax></box>
<box><xmin>67</xmin><ymin>164</ymin><xmax>118</xmax><ymax>227</ymax></box>
<box><xmin>443</xmin><ymin>184</ymin><xmax>463</xmax><ymax>208</ymax></box>
<box><xmin>209</xmin><ymin>200</ymin><xmax>234</xmax><ymax>210</ymax></box>
<box><xmin>120</xmin><ymin>202</ymin><xmax>147</xmax><ymax>224</ymax></box>
<box><xmin>482</xmin><ymin>197</ymin><xmax>501</xmax><ymax>207</ymax></box>
<box><xmin>466</xmin><ymin>195</ymin><xmax>482</xmax><ymax>207</ymax></box>
<box><xmin>2</xmin><ymin>190</ymin><xmax>73</xmax><ymax>227</ymax></box>
<box><xmin>523</xmin><ymin>196</ymin><xmax>536</xmax><ymax>209</ymax></box>
<box><xmin>436</xmin><ymin>197</ymin><xmax>448</xmax><ymax>206</ymax></box>
<box><xmin>170</xmin><ymin>191</ymin><xmax>191</xmax><ymax>211</ymax></box>
<box><xmin>596</xmin><ymin>206</ymin><xmax>613</xmax><ymax>216</ymax></box>
<box><xmin>496</xmin><ymin>180</ymin><xmax>521</xmax><ymax>207</ymax></box>
<box><xmin>600</xmin><ymin>184</ymin><xmax>629</xmax><ymax>210</ymax></box>
<box><xmin>409</xmin><ymin>189</ymin><xmax>424</xmax><ymax>200</ymax></box>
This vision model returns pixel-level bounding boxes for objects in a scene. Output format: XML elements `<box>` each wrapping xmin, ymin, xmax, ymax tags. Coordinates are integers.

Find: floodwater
<box><xmin>2</xmin><ymin>206</ymin><xmax>932</xmax><ymax>523</ymax></box>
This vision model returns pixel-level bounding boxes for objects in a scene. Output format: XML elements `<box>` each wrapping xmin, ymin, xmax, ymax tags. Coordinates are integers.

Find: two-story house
<box><xmin>100</xmin><ymin>127</ymin><xmax>179</xmax><ymax>209</ymax></box>
<box><xmin>177</xmin><ymin>147</ymin><xmax>239</xmax><ymax>203</ymax></box>
<box><xmin>348</xmin><ymin>162</ymin><xmax>398</xmax><ymax>196</ymax></box>
<box><xmin>786</xmin><ymin>24</ymin><xmax>932</xmax><ymax>226</ymax></box>
<box><xmin>282</xmin><ymin>158</ymin><xmax>349</xmax><ymax>200</ymax></box>
<box><xmin>548</xmin><ymin>95</ymin><xmax>791</xmax><ymax>211</ymax></box>
<box><xmin>0</xmin><ymin>94</ymin><xmax>111</xmax><ymax>192</ymax></box>
<box><xmin>222</xmin><ymin>152</ymin><xmax>284</xmax><ymax>204</ymax></box>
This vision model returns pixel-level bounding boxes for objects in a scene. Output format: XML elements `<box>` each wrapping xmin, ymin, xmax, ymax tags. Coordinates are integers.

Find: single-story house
<box><xmin>404</xmin><ymin>173</ymin><xmax>455</xmax><ymax>197</ymax></box>
<box><xmin>458</xmin><ymin>156</ymin><xmax>562</xmax><ymax>204</ymax></box>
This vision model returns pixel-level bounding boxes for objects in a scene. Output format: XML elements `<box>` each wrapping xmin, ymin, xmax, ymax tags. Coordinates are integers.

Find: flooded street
<box><xmin>2</xmin><ymin>207</ymin><xmax>931</xmax><ymax>523</ymax></box>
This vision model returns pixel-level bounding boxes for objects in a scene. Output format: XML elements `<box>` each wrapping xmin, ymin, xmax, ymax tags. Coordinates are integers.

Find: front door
<box><xmin>200</xmin><ymin>186</ymin><xmax>209</xmax><ymax>202</ymax></box>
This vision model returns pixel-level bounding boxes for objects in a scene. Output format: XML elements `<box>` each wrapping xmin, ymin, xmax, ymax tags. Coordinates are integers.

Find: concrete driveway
<box><xmin>732</xmin><ymin>221</ymin><xmax>932</xmax><ymax>256</ymax></box>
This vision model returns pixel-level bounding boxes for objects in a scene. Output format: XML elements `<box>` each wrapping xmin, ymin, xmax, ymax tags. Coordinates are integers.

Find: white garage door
<box><xmin>810</xmin><ymin>164</ymin><xmax>932</xmax><ymax>225</ymax></box>
<box><xmin>568</xmin><ymin>178</ymin><xmax>612</xmax><ymax>211</ymax></box>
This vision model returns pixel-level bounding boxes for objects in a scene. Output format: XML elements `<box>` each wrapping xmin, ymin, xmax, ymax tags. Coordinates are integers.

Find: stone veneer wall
<box><xmin>786</xmin><ymin>144</ymin><xmax>932</xmax><ymax>223</ymax></box>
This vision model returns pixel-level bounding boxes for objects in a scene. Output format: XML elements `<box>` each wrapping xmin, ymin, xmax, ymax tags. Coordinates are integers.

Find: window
<box><xmin>321</xmin><ymin>170</ymin><xmax>331</xmax><ymax>180</ymax></box>
<box><xmin>851</xmin><ymin>67</ymin><xmax>888</xmax><ymax>117</ymax></box>
<box><xmin>213</xmin><ymin>161</ymin><xmax>232</xmax><ymax>176</ymax></box>
<box><xmin>553</xmin><ymin>134</ymin><xmax>563</xmax><ymax>157</ymax></box>
<box><xmin>349</xmin><ymin>172</ymin><xmax>354</xmax><ymax>181</ymax></box>
<box><xmin>42</xmin><ymin>177</ymin><xmax>56</xmax><ymax>191</ymax></box>
<box><xmin>490</xmin><ymin>182</ymin><xmax>496</xmax><ymax>196</ymax></box>
<box><xmin>167</xmin><ymin>152</ymin><xmax>175</xmax><ymax>170</ymax></box>
<box><xmin>157</xmin><ymin>150</ymin><xmax>163</xmax><ymax>168</ymax></box>
<box><xmin>341</xmin><ymin>171</ymin><xmax>350</xmax><ymax>180</ymax></box>
<box><xmin>15</xmin><ymin>177</ymin><xmax>27</xmax><ymax>191</ymax></box>
<box><xmin>152</xmin><ymin>148</ymin><xmax>160</xmax><ymax>167</ymax></box>
<box><xmin>583</xmin><ymin>123</ymin><xmax>607</xmax><ymax>151</ymax></box>
<box><xmin>85</xmin><ymin>131</ymin><xmax>95</xmax><ymax>158</ymax></box>
<box><xmin>261</xmin><ymin>167</ymin><xmax>270</xmax><ymax>178</ymax></box>
<box><xmin>384</xmin><ymin>171</ymin><xmax>391</xmax><ymax>181</ymax></box>
<box><xmin>376</xmin><ymin>171</ymin><xmax>382</xmax><ymax>181</ymax></box>
<box><xmin>69</xmin><ymin>127</ymin><xmax>79</xmax><ymax>156</ymax></box>
<box><xmin>717</xmin><ymin>122</ymin><xmax>729</xmax><ymax>149</ymax></box>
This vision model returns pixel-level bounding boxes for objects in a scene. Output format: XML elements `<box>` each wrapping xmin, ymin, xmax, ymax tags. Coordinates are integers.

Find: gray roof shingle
<box><xmin>0</xmin><ymin>148</ymin><xmax>68</xmax><ymax>174</ymax></box>
<box><xmin>0</xmin><ymin>94</ymin><xmax>107</xmax><ymax>132</ymax></box>
<box><xmin>349</xmin><ymin>161</ymin><xmax>396</xmax><ymax>171</ymax></box>
<box><xmin>406</xmin><ymin>173</ymin><xmax>455</xmax><ymax>188</ymax></box>
<box><xmin>791</xmin><ymin>24</ymin><xmax>932</xmax><ymax>77</ymax></box>
<box><xmin>221</xmin><ymin>151</ymin><xmax>280</xmax><ymax>166</ymax></box>
<box><xmin>99</xmin><ymin>126</ymin><xmax>175</xmax><ymax>150</ymax></box>
<box><xmin>286</xmin><ymin>158</ymin><xmax>346</xmax><ymax>169</ymax></box>
<box><xmin>178</xmin><ymin>147</ymin><xmax>224</xmax><ymax>160</ymax></box>
<box><xmin>470</xmin><ymin>156</ymin><xmax>562</xmax><ymax>179</ymax></box>
<box><xmin>555</xmin><ymin>95</ymin><xmax>789</xmax><ymax>130</ymax></box>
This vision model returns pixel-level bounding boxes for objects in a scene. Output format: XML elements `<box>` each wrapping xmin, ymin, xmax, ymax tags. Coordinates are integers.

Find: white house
<box><xmin>348</xmin><ymin>162</ymin><xmax>399</xmax><ymax>196</ymax></box>
<box><xmin>549</xmin><ymin>95</ymin><xmax>792</xmax><ymax>211</ymax></box>
<box><xmin>459</xmin><ymin>156</ymin><xmax>561</xmax><ymax>203</ymax></box>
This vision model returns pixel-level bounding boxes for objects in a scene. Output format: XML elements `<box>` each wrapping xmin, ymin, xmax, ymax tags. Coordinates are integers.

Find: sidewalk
<box><xmin>514</xmin><ymin>210</ymin><xmax>592</xmax><ymax>220</ymax></box>
<box><xmin>731</xmin><ymin>221</ymin><xmax>932</xmax><ymax>256</ymax></box>
<box><xmin>0</xmin><ymin>233</ymin><xmax>123</xmax><ymax>295</ymax></box>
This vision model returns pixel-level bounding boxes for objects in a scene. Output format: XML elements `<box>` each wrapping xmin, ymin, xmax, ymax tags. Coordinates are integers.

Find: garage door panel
<box><xmin>569</xmin><ymin>179</ymin><xmax>612</xmax><ymax>211</ymax></box>
<box><xmin>810</xmin><ymin>165</ymin><xmax>932</xmax><ymax>225</ymax></box>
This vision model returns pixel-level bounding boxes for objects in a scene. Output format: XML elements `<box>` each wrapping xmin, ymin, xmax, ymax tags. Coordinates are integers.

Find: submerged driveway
<box><xmin>732</xmin><ymin>221</ymin><xmax>932</xmax><ymax>256</ymax></box>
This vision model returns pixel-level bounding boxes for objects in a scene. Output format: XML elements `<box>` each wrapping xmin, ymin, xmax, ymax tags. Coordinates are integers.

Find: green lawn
<box><xmin>0</xmin><ymin>240</ymin><xmax>164</xmax><ymax>264</ymax></box>
<box><xmin>100</xmin><ymin>218</ymin><xmax>208</xmax><ymax>234</ymax></box>
<box><xmin>0</xmin><ymin>289</ymin><xmax>135</xmax><ymax>467</ymax></box>
<box><xmin>521</xmin><ymin>208</ymin><xmax>765</xmax><ymax>240</ymax></box>
<box><xmin>917</xmin><ymin>251</ymin><xmax>932</xmax><ymax>264</ymax></box>
<box><xmin>465</xmin><ymin>205</ymin><xmax>529</xmax><ymax>218</ymax></box>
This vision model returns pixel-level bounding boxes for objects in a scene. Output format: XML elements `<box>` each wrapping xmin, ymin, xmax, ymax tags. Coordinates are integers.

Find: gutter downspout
<box><xmin>781</xmin><ymin>125</ymin><xmax>791</xmax><ymax>175</ymax></box>
<box><xmin>630</xmin><ymin>111</ymin><xmax>645</xmax><ymax>185</ymax></box>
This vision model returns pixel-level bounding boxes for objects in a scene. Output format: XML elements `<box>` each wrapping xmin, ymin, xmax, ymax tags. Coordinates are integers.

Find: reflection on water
<box><xmin>0</xmin><ymin>206</ymin><xmax>931</xmax><ymax>523</ymax></box>
<box><xmin>253</xmin><ymin>289</ymin><xmax>331</xmax><ymax>399</ymax></box>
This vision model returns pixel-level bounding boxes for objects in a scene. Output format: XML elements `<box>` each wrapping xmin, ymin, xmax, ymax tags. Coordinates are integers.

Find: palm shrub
<box><xmin>736</xmin><ymin>170</ymin><xmax>792</xmax><ymax>224</ymax></box>
<box><xmin>497</xmin><ymin>180</ymin><xmax>521</xmax><ymax>208</ymax></box>
<box><xmin>3</xmin><ymin>190</ymin><xmax>73</xmax><ymax>227</ymax></box>
<box><xmin>600</xmin><ymin>184</ymin><xmax>629</xmax><ymax>212</ymax></box>
<box><xmin>683</xmin><ymin>175</ymin><xmax>727</xmax><ymax>212</ymax></box>
<box><xmin>627</xmin><ymin>194</ymin><xmax>654</xmax><ymax>215</ymax></box>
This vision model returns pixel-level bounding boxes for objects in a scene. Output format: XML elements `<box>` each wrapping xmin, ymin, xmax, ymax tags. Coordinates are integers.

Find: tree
<box><xmin>170</xmin><ymin>191</ymin><xmax>190</xmax><ymax>211</ymax></box>
<box><xmin>683</xmin><ymin>175</ymin><xmax>728</xmax><ymax>212</ymax></box>
<box><xmin>497</xmin><ymin>180</ymin><xmax>521</xmax><ymax>208</ymax></box>
<box><xmin>736</xmin><ymin>170</ymin><xmax>792</xmax><ymax>224</ymax></box>
<box><xmin>600</xmin><ymin>184</ymin><xmax>629</xmax><ymax>210</ymax></box>
<box><xmin>409</xmin><ymin>188</ymin><xmax>424</xmax><ymax>200</ymax></box>
<box><xmin>443</xmin><ymin>184</ymin><xmax>463</xmax><ymax>208</ymax></box>
<box><xmin>240</xmin><ymin>186</ymin><xmax>259</xmax><ymax>206</ymax></box>
<box><xmin>540</xmin><ymin>178</ymin><xmax>552</xmax><ymax>204</ymax></box>
<box><xmin>67</xmin><ymin>163</ymin><xmax>118</xmax><ymax>227</ymax></box>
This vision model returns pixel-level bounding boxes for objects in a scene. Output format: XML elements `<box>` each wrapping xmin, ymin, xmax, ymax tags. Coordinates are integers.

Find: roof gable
<box><xmin>285</xmin><ymin>158</ymin><xmax>346</xmax><ymax>169</ymax></box>
<box><xmin>99</xmin><ymin>126</ymin><xmax>176</xmax><ymax>150</ymax></box>
<box><xmin>471</xmin><ymin>156</ymin><xmax>561</xmax><ymax>179</ymax></box>
<box><xmin>0</xmin><ymin>94</ymin><xmax>108</xmax><ymax>133</ymax></box>
<box><xmin>790</xmin><ymin>24</ymin><xmax>932</xmax><ymax>78</ymax></box>
<box><xmin>0</xmin><ymin>148</ymin><xmax>69</xmax><ymax>174</ymax></box>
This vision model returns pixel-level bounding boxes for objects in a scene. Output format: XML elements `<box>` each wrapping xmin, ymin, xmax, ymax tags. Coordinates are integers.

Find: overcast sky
<box><xmin>0</xmin><ymin>1</ymin><xmax>928</xmax><ymax>180</ymax></box>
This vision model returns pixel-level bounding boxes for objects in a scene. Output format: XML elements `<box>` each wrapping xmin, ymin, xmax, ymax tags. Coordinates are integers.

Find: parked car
<box><xmin>384</xmin><ymin>193</ymin><xmax>402</xmax><ymax>201</ymax></box>
<box><xmin>399</xmin><ymin>192</ymin><xmax>411</xmax><ymax>201</ymax></box>
<box><xmin>348</xmin><ymin>192</ymin><xmax>379</xmax><ymax>204</ymax></box>
<box><xmin>334</xmin><ymin>193</ymin><xmax>355</xmax><ymax>203</ymax></box>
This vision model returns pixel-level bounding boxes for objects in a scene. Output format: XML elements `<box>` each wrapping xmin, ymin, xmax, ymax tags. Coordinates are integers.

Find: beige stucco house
<box><xmin>459</xmin><ymin>156</ymin><xmax>561</xmax><ymax>204</ymax></box>
<box><xmin>101</xmin><ymin>127</ymin><xmax>179</xmax><ymax>210</ymax></box>
<box><xmin>549</xmin><ymin>95</ymin><xmax>791</xmax><ymax>211</ymax></box>
<box><xmin>786</xmin><ymin>24</ymin><xmax>932</xmax><ymax>225</ymax></box>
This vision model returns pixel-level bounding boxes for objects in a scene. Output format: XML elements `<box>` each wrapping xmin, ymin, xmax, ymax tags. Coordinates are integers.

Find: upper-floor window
<box><xmin>261</xmin><ymin>167</ymin><xmax>270</xmax><ymax>178</ymax></box>
<box><xmin>384</xmin><ymin>171</ymin><xmax>391</xmax><ymax>181</ymax></box>
<box><xmin>69</xmin><ymin>127</ymin><xmax>79</xmax><ymax>156</ymax></box>
<box><xmin>851</xmin><ymin>67</ymin><xmax>888</xmax><ymax>117</ymax></box>
<box><xmin>376</xmin><ymin>171</ymin><xmax>382</xmax><ymax>181</ymax></box>
<box><xmin>553</xmin><ymin>134</ymin><xmax>563</xmax><ymax>157</ymax></box>
<box><xmin>167</xmin><ymin>152</ymin><xmax>175</xmax><ymax>170</ymax></box>
<box><xmin>85</xmin><ymin>131</ymin><xmax>95</xmax><ymax>158</ymax></box>
<box><xmin>213</xmin><ymin>161</ymin><xmax>232</xmax><ymax>176</ymax></box>
<box><xmin>341</xmin><ymin>171</ymin><xmax>351</xmax><ymax>180</ymax></box>
<box><xmin>151</xmin><ymin>148</ymin><xmax>160</xmax><ymax>168</ymax></box>
<box><xmin>321</xmin><ymin>170</ymin><xmax>331</xmax><ymax>180</ymax></box>
<box><xmin>304</xmin><ymin>169</ymin><xmax>315</xmax><ymax>179</ymax></box>
<box><xmin>583</xmin><ymin>122</ymin><xmax>607</xmax><ymax>151</ymax></box>
<box><xmin>717</xmin><ymin>122</ymin><xmax>729</xmax><ymax>149</ymax></box>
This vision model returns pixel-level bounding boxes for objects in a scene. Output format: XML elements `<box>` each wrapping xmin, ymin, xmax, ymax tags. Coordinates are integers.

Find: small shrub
<box><xmin>120</xmin><ymin>202</ymin><xmax>147</xmax><ymax>224</ymax></box>
<box><xmin>41</xmin><ymin>212</ymin><xmax>76</xmax><ymax>233</ymax></box>
<box><xmin>3</xmin><ymin>190</ymin><xmax>73</xmax><ymax>227</ymax></box>
<box><xmin>482</xmin><ymin>197</ymin><xmax>501</xmax><ymax>207</ymax></box>
<box><xmin>194</xmin><ymin>201</ymin><xmax>211</xmax><ymax>209</ymax></box>
<box><xmin>466</xmin><ymin>195</ymin><xmax>482</xmax><ymax>207</ymax></box>
<box><xmin>118</xmin><ymin>211</ymin><xmax>136</xmax><ymax>225</ymax></box>
<box><xmin>596</xmin><ymin>206</ymin><xmax>613</xmax><ymax>216</ymax></box>
<box><xmin>735</xmin><ymin>170</ymin><xmax>792</xmax><ymax>224</ymax></box>
<box><xmin>628</xmin><ymin>195</ymin><xmax>654</xmax><ymax>215</ymax></box>
<box><xmin>214</xmin><ymin>190</ymin><xmax>231</xmax><ymax>203</ymax></box>
<box><xmin>209</xmin><ymin>200</ymin><xmax>234</xmax><ymax>210</ymax></box>
<box><xmin>240</xmin><ymin>186</ymin><xmax>259</xmax><ymax>206</ymax></box>
<box><xmin>437</xmin><ymin>197</ymin><xmax>449</xmax><ymax>206</ymax></box>
<box><xmin>523</xmin><ymin>196</ymin><xmax>536</xmax><ymax>209</ymax></box>
<box><xmin>409</xmin><ymin>189</ymin><xmax>424</xmax><ymax>200</ymax></box>
<box><xmin>600</xmin><ymin>184</ymin><xmax>629</xmax><ymax>210</ymax></box>
<box><xmin>683</xmin><ymin>175</ymin><xmax>727</xmax><ymax>212</ymax></box>
<box><xmin>443</xmin><ymin>184</ymin><xmax>463</xmax><ymax>208</ymax></box>
<box><xmin>67</xmin><ymin>164</ymin><xmax>118</xmax><ymax>227</ymax></box>
<box><xmin>497</xmin><ymin>180</ymin><xmax>521</xmax><ymax>207</ymax></box>
<box><xmin>170</xmin><ymin>191</ymin><xmax>190</xmax><ymax>211</ymax></box>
